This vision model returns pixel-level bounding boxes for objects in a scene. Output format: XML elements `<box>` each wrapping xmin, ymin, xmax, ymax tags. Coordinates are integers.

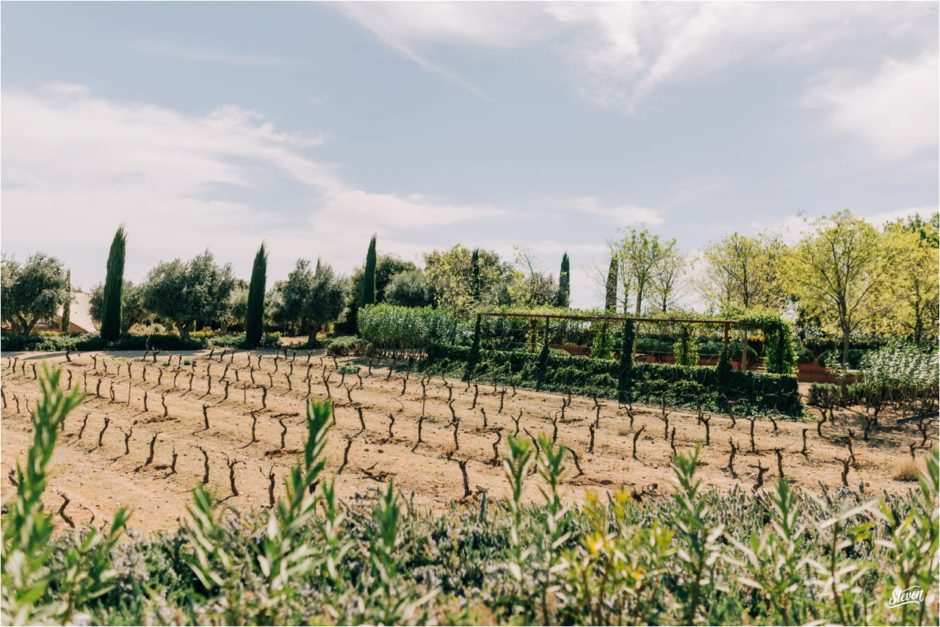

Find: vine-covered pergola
<box><xmin>469</xmin><ymin>309</ymin><xmax>795</xmax><ymax>375</ymax></box>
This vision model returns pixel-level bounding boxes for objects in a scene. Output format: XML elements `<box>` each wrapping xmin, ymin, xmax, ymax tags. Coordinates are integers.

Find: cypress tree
<box><xmin>60</xmin><ymin>270</ymin><xmax>71</xmax><ymax>334</ymax></box>
<box><xmin>555</xmin><ymin>253</ymin><xmax>570</xmax><ymax>307</ymax></box>
<box><xmin>618</xmin><ymin>319</ymin><xmax>635</xmax><ymax>402</ymax></box>
<box><xmin>361</xmin><ymin>235</ymin><xmax>377</xmax><ymax>307</ymax></box>
<box><xmin>100</xmin><ymin>226</ymin><xmax>126</xmax><ymax>341</ymax></box>
<box><xmin>470</xmin><ymin>248</ymin><xmax>481</xmax><ymax>303</ymax></box>
<box><xmin>245</xmin><ymin>243</ymin><xmax>267</xmax><ymax>348</ymax></box>
<box><xmin>604</xmin><ymin>256</ymin><xmax>618</xmax><ymax>312</ymax></box>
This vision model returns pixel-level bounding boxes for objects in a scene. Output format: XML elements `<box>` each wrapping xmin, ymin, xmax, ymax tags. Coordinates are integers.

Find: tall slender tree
<box><xmin>245</xmin><ymin>243</ymin><xmax>267</xmax><ymax>347</ymax></box>
<box><xmin>60</xmin><ymin>270</ymin><xmax>71</xmax><ymax>333</ymax></box>
<box><xmin>361</xmin><ymin>235</ymin><xmax>377</xmax><ymax>308</ymax></box>
<box><xmin>555</xmin><ymin>253</ymin><xmax>570</xmax><ymax>307</ymax></box>
<box><xmin>604</xmin><ymin>256</ymin><xmax>618</xmax><ymax>312</ymax></box>
<box><xmin>100</xmin><ymin>226</ymin><xmax>126</xmax><ymax>341</ymax></box>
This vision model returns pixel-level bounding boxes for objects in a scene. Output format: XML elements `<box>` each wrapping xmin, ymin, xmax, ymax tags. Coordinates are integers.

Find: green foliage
<box><xmin>385</xmin><ymin>268</ymin><xmax>431</xmax><ymax>307</ymax></box>
<box><xmin>1</xmin><ymin>252</ymin><xmax>70</xmax><ymax>336</ymax></box>
<box><xmin>424</xmin><ymin>245</ymin><xmax>513</xmax><ymax>315</ymax></box>
<box><xmin>272</xmin><ymin>258</ymin><xmax>346</xmax><ymax>343</ymax></box>
<box><xmin>245</xmin><ymin>243</ymin><xmax>267</xmax><ymax>348</ymax></box>
<box><xmin>141</xmin><ymin>251</ymin><xmax>236</xmax><ymax>341</ymax></box>
<box><xmin>858</xmin><ymin>343</ymin><xmax>938</xmax><ymax>412</ymax></box>
<box><xmin>618</xmin><ymin>319</ymin><xmax>634</xmax><ymax>402</ymax></box>
<box><xmin>1</xmin><ymin>366</ymin><xmax>129</xmax><ymax>624</ymax></box>
<box><xmin>325</xmin><ymin>335</ymin><xmax>370</xmax><ymax>356</ymax></box>
<box><xmin>27</xmin><ymin>433</ymin><xmax>938</xmax><ymax>625</ymax></box>
<box><xmin>669</xmin><ymin>445</ymin><xmax>724</xmax><ymax>623</ymax></box>
<box><xmin>673</xmin><ymin>324</ymin><xmax>699</xmax><ymax>367</ymax></box>
<box><xmin>738</xmin><ymin>312</ymin><xmax>796</xmax><ymax>374</ymax></box>
<box><xmin>100</xmin><ymin>226</ymin><xmax>126</xmax><ymax>342</ymax></box>
<box><xmin>358</xmin><ymin>304</ymin><xmax>468</xmax><ymax>352</ymax></box>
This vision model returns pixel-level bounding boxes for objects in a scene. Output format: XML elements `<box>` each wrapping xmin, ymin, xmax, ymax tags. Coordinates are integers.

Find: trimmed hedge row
<box><xmin>421</xmin><ymin>343</ymin><xmax>803</xmax><ymax>417</ymax></box>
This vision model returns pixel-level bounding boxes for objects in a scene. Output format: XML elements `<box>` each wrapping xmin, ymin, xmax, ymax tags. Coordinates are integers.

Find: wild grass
<box><xmin>2</xmin><ymin>366</ymin><xmax>938</xmax><ymax>625</ymax></box>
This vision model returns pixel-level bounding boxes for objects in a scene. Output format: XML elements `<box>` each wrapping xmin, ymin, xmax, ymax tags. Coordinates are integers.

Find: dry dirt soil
<box><xmin>1</xmin><ymin>350</ymin><xmax>935</xmax><ymax>534</ymax></box>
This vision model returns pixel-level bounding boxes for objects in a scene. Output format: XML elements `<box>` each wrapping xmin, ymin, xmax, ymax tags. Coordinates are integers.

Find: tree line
<box><xmin>2</xmin><ymin>209</ymin><xmax>936</xmax><ymax>360</ymax></box>
<box><xmin>1</xmin><ymin>230</ymin><xmax>572</xmax><ymax>348</ymax></box>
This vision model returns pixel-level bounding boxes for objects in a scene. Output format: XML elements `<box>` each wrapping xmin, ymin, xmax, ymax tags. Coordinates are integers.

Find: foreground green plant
<box><xmin>1</xmin><ymin>366</ymin><xmax>129</xmax><ymax>625</ymax></box>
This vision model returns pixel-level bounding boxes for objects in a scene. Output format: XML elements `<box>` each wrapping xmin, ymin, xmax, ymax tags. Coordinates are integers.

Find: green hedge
<box><xmin>421</xmin><ymin>344</ymin><xmax>802</xmax><ymax>417</ymax></box>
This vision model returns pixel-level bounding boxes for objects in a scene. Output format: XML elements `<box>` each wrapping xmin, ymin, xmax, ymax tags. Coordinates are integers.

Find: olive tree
<box><xmin>1</xmin><ymin>253</ymin><xmax>70</xmax><ymax>336</ymax></box>
<box><xmin>140</xmin><ymin>252</ymin><xmax>236</xmax><ymax>340</ymax></box>
<box><xmin>89</xmin><ymin>281</ymin><xmax>148</xmax><ymax>334</ymax></box>
<box><xmin>273</xmin><ymin>259</ymin><xmax>346</xmax><ymax>345</ymax></box>
<box><xmin>385</xmin><ymin>269</ymin><xmax>431</xmax><ymax>307</ymax></box>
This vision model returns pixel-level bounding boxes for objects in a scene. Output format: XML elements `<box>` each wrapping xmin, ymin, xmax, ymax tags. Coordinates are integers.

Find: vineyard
<box><xmin>0</xmin><ymin>356</ymin><xmax>937</xmax><ymax>624</ymax></box>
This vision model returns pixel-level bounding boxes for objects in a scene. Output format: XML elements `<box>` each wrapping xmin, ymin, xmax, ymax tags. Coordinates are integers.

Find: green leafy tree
<box><xmin>612</xmin><ymin>228</ymin><xmax>674</xmax><ymax>315</ymax></box>
<box><xmin>699</xmin><ymin>232</ymin><xmax>785</xmax><ymax>313</ymax></box>
<box><xmin>141</xmin><ymin>251</ymin><xmax>236</xmax><ymax>341</ymax></box>
<box><xmin>348</xmin><ymin>255</ymin><xmax>420</xmax><ymax>309</ymax></box>
<box><xmin>424</xmin><ymin>244</ymin><xmax>513</xmax><ymax>315</ymax></box>
<box><xmin>385</xmin><ymin>269</ymin><xmax>431</xmax><ymax>307</ymax></box>
<box><xmin>273</xmin><ymin>259</ymin><xmax>346</xmax><ymax>345</ymax></box>
<box><xmin>555</xmin><ymin>253</ymin><xmax>570</xmax><ymax>308</ymax></box>
<box><xmin>88</xmin><ymin>281</ymin><xmax>147</xmax><ymax>334</ymax></box>
<box><xmin>881</xmin><ymin>214</ymin><xmax>939</xmax><ymax>345</ymax></box>
<box><xmin>1</xmin><ymin>253</ymin><xmax>69</xmax><ymax>336</ymax></box>
<box><xmin>100</xmin><ymin>226</ymin><xmax>126</xmax><ymax>341</ymax></box>
<box><xmin>508</xmin><ymin>247</ymin><xmax>557</xmax><ymax>308</ymax></box>
<box><xmin>245</xmin><ymin>243</ymin><xmax>267</xmax><ymax>347</ymax></box>
<box><xmin>784</xmin><ymin>210</ymin><xmax>896</xmax><ymax>365</ymax></box>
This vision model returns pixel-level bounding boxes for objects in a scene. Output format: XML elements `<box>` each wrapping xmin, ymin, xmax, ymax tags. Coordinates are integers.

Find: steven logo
<box><xmin>887</xmin><ymin>586</ymin><xmax>925</xmax><ymax>608</ymax></box>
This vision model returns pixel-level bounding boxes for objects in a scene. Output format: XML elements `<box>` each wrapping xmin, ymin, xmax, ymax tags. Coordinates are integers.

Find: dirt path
<box><xmin>1</xmin><ymin>350</ymin><xmax>933</xmax><ymax>534</ymax></box>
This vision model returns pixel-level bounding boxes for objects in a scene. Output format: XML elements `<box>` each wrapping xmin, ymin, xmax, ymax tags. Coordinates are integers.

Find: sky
<box><xmin>2</xmin><ymin>1</ymin><xmax>938</xmax><ymax>308</ymax></box>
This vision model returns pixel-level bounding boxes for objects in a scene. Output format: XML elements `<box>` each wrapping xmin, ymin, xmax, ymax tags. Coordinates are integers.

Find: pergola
<box><xmin>474</xmin><ymin>310</ymin><xmax>765</xmax><ymax>357</ymax></box>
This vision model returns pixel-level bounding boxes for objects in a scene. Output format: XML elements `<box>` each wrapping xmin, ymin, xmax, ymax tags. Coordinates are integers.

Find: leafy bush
<box><xmin>807</xmin><ymin>383</ymin><xmax>840</xmax><ymax>407</ymax></box>
<box><xmin>204</xmin><ymin>332</ymin><xmax>281</xmax><ymax>349</ymax></box>
<box><xmin>357</xmin><ymin>304</ymin><xmax>469</xmax><ymax>352</ymax></box>
<box><xmin>325</xmin><ymin>335</ymin><xmax>371</xmax><ymax>356</ymax></box>
<box><xmin>858</xmin><ymin>343</ymin><xmax>939</xmax><ymax>413</ymax></box>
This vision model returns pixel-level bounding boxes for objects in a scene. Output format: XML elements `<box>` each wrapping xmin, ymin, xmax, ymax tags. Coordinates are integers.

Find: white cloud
<box><xmin>573</xmin><ymin>196</ymin><xmax>663</xmax><ymax>225</ymax></box>
<box><xmin>863</xmin><ymin>206</ymin><xmax>939</xmax><ymax>226</ymax></box>
<box><xmin>338</xmin><ymin>2</ymin><xmax>936</xmax><ymax>111</ymax></box>
<box><xmin>803</xmin><ymin>50</ymin><xmax>939</xmax><ymax>161</ymax></box>
<box><xmin>0</xmin><ymin>84</ymin><xmax>497</xmax><ymax>289</ymax></box>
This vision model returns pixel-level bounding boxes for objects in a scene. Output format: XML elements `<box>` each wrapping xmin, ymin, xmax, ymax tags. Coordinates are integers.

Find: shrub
<box><xmin>325</xmin><ymin>335</ymin><xmax>371</xmax><ymax>356</ymax></box>
<box><xmin>357</xmin><ymin>304</ymin><xmax>469</xmax><ymax>352</ymax></box>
